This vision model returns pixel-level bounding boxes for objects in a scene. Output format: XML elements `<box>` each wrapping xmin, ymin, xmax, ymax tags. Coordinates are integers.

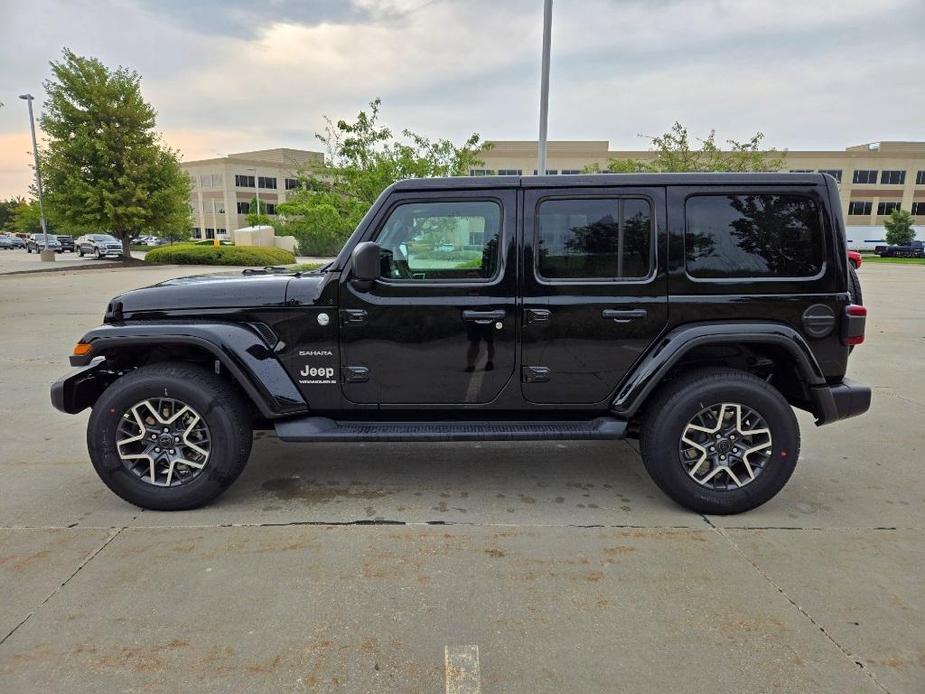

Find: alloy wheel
<box><xmin>115</xmin><ymin>397</ymin><xmax>211</xmax><ymax>487</ymax></box>
<box><xmin>678</xmin><ymin>402</ymin><xmax>773</xmax><ymax>490</ymax></box>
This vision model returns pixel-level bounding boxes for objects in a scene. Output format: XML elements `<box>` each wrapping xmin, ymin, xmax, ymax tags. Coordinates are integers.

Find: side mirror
<box><xmin>351</xmin><ymin>241</ymin><xmax>381</xmax><ymax>282</ymax></box>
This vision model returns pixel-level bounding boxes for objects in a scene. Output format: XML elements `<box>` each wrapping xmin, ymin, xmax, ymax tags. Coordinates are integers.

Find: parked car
<box><xmin>75</xmin><ymin>234</ymin><xmax>124</xmax><ymax>259</ymax></box>
<box><xmin>57</xmin><ymin>235</ymin><xmax>76</xmax><ymax>253</ymax></box>
<box><xmin>8</xmin><ymin>235</ymin><xmax>25</xmax><ymax>249</ymax></box>
<box><xmin>52</xmin><ymin>172</ymin><xmax>869</xmax><ymax>514</ymax></box>
<box><xmin>873</xmin><ymin>240</ymin><xmax>924</xmax><ymax>258</ymax></box>
<box><xmin>26</xmin><ymin>234</ymin><xmax>62</xmax><ymax>253</ymax></box>
<box><xmin>847</xmin><ymin>250</ymin><xmax>862</xmax><ymax>269</ymax></box>
<box><xmin>0</xmin><ymin>235</ymin><xmax>13</xmax><ymax>250</ymax></box>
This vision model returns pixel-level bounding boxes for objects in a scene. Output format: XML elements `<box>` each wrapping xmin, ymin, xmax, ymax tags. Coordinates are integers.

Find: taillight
<box><xmin>841</xmin><ymin>304</ymin><xmax>867</xmax><ymax>346</ymax></box>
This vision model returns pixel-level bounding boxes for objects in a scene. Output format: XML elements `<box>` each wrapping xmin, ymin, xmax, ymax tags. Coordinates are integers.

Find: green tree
<box><xmin>245</xmin><ymin>196</ymin><xmax>273</xmax><ymax>227</ymax></box>
<box><xmin>884</xmin><ymin>208</ymin><xmax>915</xmax><ymax>246</ymax></box>
<box><xmin>276</xmin><ymin>98</ymin><xmax>486</xmax><ymax>255</ymax></box>
<box><xmin>586</xmin><ymin>122</ymin><xmax>784</xmax><ymax>173</ymax></box>
<box><xmin>0</xmin><ymin>197</ymin><xmax>24</xmax><ymax>230</ymax></box>
<box><xmin>11</xmin><ymin>199</ymin><xmax>56</xmax><ymax>234</ymax></box>
<box><xmin>39</xmin><ymin>49</ymin><xmax>191</xmax><ymax>257</ymax></box>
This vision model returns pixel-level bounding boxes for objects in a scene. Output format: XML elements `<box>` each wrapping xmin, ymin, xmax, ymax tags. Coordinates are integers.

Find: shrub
<box><xmin>144</xmin><ymin>244</ymin><xmax>295</xmax><ymax>266</ymax></box>
<box><xmin>274</xmin><ymin>214</ymin><xmax>352</xmax><ymax>256</ymax></box>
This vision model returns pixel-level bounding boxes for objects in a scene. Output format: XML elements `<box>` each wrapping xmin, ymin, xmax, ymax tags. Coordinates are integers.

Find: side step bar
<box><xmin>275</xmin><ymin>416</ymin><xmax>627</xmax><ymax>443</ymax></box>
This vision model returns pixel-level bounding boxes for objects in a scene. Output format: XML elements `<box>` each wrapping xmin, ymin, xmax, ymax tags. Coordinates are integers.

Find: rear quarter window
<box><xmin>684</xmin><ymin>194</ymin><xmax>824</xmax><ymax>279</ymax></box>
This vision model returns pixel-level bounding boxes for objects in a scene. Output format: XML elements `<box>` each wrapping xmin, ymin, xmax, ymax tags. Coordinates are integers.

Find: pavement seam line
<box><xmin>707</xmin><ymin>523</ymin><xmax>892</xmax><ymax>694</ymax></box>
<box><xmin>0</xmin><ymin>526</ymin><xmax>126</xmax><ymax>649</ymax></box>
<box><xmin>0</xmin><ymin>522</ymin><xmax>915</xmax><ymax>531</ymax></box>
<box><xmin>871</xmin><ymin>387</ymin><xmax>925</xmax><ymax>410</ymax></box>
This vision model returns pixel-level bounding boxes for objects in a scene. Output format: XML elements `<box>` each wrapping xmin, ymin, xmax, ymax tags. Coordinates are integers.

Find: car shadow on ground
<box><xmin>163</xmin><ymin>434</ymin><xmax>696</xmax><ymax>527</ymax></box>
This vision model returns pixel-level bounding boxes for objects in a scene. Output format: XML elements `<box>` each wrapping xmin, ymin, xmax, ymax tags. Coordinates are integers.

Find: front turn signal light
<box><xmin>72</xmin><ymin>342</ymin><xmax>93</xmax><ymax>357</ymax></box>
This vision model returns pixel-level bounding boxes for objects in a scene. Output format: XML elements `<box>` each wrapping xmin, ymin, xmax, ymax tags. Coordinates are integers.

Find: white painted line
<box><xmin>445</xmin><ymin>644</ymin><xmax>481</xmax><ymax>694</ymax></box>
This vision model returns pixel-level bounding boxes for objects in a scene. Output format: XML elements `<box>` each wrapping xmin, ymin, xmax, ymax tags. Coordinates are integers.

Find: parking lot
<box><xmin>0</xmin><ymin>247</ymin><xmax>137</xmax><ymax>274</ymax></box>
<box><xmin>0</xmin><ymin>262</ymin><xmax>922</xmax><ymax>693</ymax></box>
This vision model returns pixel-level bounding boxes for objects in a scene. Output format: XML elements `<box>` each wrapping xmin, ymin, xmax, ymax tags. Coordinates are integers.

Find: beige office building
<box><xmin>181</xmin><ymin>141</ymin><xmax>925</xmax><ymax>248</ymax></box>
<box><xmin>181</xmin><ymin>148</ymin><xmax>323</xmax><ymax>240</ymax></box>
<box><xmin>476</xmin><ymin>140</ymin><xmax>925</xmax><ymax>247</ymax></box>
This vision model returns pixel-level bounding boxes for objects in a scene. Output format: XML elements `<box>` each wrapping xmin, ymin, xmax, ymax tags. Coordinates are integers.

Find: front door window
<box><xmin>374</xmin><ymin>201</ymin><xmax>502</xmax><ymax>281</ymax></box>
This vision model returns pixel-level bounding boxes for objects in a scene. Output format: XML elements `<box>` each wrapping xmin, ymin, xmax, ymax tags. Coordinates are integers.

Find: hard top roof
<box><xmin>388</xmin><ymin>171</ymin><xmax>829</xmax><ymax>191</ymax></box>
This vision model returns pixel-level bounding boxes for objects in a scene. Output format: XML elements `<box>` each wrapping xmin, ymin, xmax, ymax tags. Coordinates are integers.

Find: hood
<box><xmin>110</xmin><ymin>271</ymin><xmax>303</xmax><ymax>316</ymax></box>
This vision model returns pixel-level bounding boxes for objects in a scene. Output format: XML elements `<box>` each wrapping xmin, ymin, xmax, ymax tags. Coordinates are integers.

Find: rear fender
<box><xmin>614</xmin><ymin>322</ymin><xmax>829</xmax><ymax>421</ymax></box>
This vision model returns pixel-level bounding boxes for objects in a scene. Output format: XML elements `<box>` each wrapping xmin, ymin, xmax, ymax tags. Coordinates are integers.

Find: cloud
<box><xmin>1</xmin><ymin>0</ymin><xmax>924</xmax><ymax>197</ymax></box>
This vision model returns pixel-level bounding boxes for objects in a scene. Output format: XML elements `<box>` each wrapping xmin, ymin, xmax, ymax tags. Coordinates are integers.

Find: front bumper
<box><xmin>50</xmin><ymin>360</ymin><xmax>110</xmax><ymax>414</ymax></box>
<box><xmin>812</xmin><ymin>378</ymin><xmax>871</xmax><ymax>426</ymax></box>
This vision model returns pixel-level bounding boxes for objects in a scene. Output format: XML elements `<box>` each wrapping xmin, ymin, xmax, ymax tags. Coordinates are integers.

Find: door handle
<box><xmin>340</xmin><ymin>309</ymin><xmax>368</xmax><ymax>326</ymax></box>
<box><xmin>602</xmin><ymin>308</ymin><xmax>647</xmax><ymax>323</ymax></box>
<box><xmin>462</xmin><ymin>309</ymin><xmax>506</xmax><ymax>324</ymax></box>
<box><xmin>525</xmin><ymin>308</ymin><xmax>551</xmax><ymax>324</ymax></box>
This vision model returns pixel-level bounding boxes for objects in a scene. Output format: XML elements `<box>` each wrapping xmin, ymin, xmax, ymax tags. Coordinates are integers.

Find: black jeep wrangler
<box><xmin>51</xmin><ymin>173</ymin><xmax>870</xmax><ymax>514</ymax></box>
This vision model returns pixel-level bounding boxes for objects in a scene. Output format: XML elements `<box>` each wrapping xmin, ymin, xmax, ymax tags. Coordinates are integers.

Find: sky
<box><xmin>1</xmin><ymin>0</ymin><xmax>924</xmax><ymax>198</ymax></box>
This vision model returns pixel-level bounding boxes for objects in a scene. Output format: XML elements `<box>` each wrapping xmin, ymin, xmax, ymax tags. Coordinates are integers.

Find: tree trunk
<box><xmin>121</xmin><ymin>233</ymin><xmax>131</xmax><ymax>260</ymax></box>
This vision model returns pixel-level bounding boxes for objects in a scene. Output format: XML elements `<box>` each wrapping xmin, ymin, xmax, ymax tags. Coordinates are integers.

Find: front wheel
<box><xmin>87</xmin><ymin>362</ymin><xmax>253</xmax><ymax>510</ymax></box>
<box><xmin>78</xmin><ymin>248</ymin><xmax>84</xmax><ymax>257</ymax></box>
<box><xmin>640</xmin><ymin>368</ymin><xmax>800</xmax><ymax>515</ymax></box>
<box><xmin>95</xmin><ymin>247</ymin><xmax>103</xmax><ymax>260</ymax></box>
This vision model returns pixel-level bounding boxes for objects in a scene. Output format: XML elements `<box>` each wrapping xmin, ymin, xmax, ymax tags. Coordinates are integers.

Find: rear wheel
<box><xmin>87</xmin><ymin>362</ymin><xmax>253</xmax><ymax>510</ymax></box>
<box><xmin>848</xmin><ymin>265</ymin><xmax>863</xmax><ymax>306</ymax></box>
<box><xmin>640</xmin><ymin>368</ymin><xmax>800</xmax><ymax>515</ymax></box>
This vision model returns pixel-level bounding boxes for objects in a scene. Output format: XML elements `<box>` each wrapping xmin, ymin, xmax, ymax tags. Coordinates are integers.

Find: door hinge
<box><xmin>343</xmin><ymin>366</ymin><xmax>370</xmax><ymax>383</ymax></box>
<box><xmin>522</xmin><ymin>366</ymin><xmax>551</xmax><ymax>383</ymax></box>
<box><xmin>340</xmin><ymin>309</ymin><xmax>368</xmax><ymax>326</ymax></box>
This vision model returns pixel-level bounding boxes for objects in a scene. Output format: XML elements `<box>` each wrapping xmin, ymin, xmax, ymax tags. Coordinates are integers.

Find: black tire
<box><xmin>639</xmin><ymin>367</ymin><xmax>800</xmax><ymax>515</ymax></box>
<box><xmin>95</xmin><ymin>247</ymin><xmax>103</xmax><ymax>260</ymax></box>
<box><xmin>78</xmin><ymin>248</ymin><xmax>84</xmax><ymax>257</ymax></box>
<box><xmin>848</xmin><ymin>265</ymin><xmax>863</xmax><ymax>306</ymax></box>
<box><xmin>87</xmin><ymin>362</ymin><xmax>253</xmax><ymax>510</ymax></box>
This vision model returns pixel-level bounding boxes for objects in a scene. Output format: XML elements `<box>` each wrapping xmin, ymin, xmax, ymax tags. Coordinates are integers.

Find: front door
<box><xmin>340</xmin><ymin>190</ymin><xmax>517</xmax><ymax>405</ymax></box>
<box><xmin>521</xmin><ymin>186</ymin><xmax>668</xmax><ymax>404</ymax></box>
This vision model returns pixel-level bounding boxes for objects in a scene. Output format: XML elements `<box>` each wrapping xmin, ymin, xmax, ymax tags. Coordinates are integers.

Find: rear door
<box><xmin>521</xmin><ymin>186</ymin><xmax>668</xmax><ymax>404</ymax></box>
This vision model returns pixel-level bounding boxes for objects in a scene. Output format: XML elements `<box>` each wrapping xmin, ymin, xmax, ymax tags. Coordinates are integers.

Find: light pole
<box><xmin>19</xmin><ymin>94</ymin><xmax>54</xmax><ymax>262</ymax></box>
<box><xmin>536</xmin><ymin>0</ymin><xmax>553</xmax><ymax>176</ymax></box>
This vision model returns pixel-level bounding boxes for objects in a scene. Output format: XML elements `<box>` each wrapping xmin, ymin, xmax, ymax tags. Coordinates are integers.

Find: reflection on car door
<box><xmin>520</xmin><ymin>186</ymin><xmax>669</xmax><ymax>404</ymax></box>
<box><xmin>339</xmin><ymin>190</ymin><xmax>518</xmax><ymax>406</ymax></box>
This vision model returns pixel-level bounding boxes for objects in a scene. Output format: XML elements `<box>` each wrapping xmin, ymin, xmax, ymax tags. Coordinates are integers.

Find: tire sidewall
<box><xmin>644</xmin><ymin>378</ymin><xmax>799</xmax><ymax>514</ymax></box>
<box><xmin>88</xmin><ymin>370</ymin><xmax>248</xmax><ymax>510</ymax></box>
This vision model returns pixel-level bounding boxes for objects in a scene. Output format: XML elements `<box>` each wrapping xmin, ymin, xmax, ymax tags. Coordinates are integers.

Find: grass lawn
<box><xmin>286</xmin><ymin>262</ymin><xmax>324</xmax><ymax>272</ymax></box>
<box><xmin>861</xmin><ymin>255</ymin><xmax>925</xmax><ymax>265</ymax></box>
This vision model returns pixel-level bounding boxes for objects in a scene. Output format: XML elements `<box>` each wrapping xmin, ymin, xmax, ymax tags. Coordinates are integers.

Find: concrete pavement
<box><xmin>0</xmin><ymin>263</ymin><xmax>922</xmax><ymax>692</ymax></box>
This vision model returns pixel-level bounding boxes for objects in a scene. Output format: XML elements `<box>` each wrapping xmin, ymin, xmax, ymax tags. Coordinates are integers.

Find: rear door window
<box><xmin>684</xmin><ymin>194</ymin><xmax>824</xmax><ymax>278</ymax></box>
<box><xmin>536</xmin><ymin>197</ymin><xmax>653</xmax><ymax>280</ymax></box>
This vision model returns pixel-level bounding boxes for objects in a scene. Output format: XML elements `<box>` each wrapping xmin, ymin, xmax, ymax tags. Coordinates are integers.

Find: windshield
<box><xmin>95</xmin><ymin>235</ymin><xmax>119</xmax><ymax>243</ymax></box>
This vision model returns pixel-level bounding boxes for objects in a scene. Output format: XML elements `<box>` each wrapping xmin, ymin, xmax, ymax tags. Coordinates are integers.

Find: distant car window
<box><xmin>374</xmin><ymin>200</ymin><xmax>502</xmax><ymax>281</ymax></box>
<box><xmin>685</xmin><ymin>194</ymin><xmax>824</xmax><ymax>279</ymax></box>
<box><xmin>536</xmin><ymin>197</ymin><xmax>652</xmax><ymax>279</ymax></box>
